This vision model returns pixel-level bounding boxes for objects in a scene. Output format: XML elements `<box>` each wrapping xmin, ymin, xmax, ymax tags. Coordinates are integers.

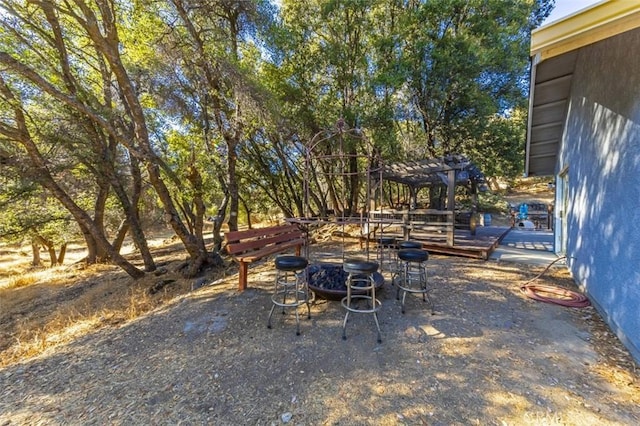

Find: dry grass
<box><xmin>0</xmin><ymin>235</ymin><xmax>222</xmax><ymax>368</ymax></box>
<box><xmin>2</xmin><ymin>283</ymin><xmax>154</xmax><ymax>366</ymax></box>
<box><xmin>5</xmin><ymin>274</ymin><xmax>39</xmax><ymax>289</ymax></box>
<box><xmin>0</xmin><ymin>273</ymin><xmax>195</xmax><ymax>367</ymax></box>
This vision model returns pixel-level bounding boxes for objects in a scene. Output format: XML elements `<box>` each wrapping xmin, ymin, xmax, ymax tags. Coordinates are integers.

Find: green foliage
<box><xmin>396</xmin><ymin>0</ymin><xmax>536</xmax><ymax>158</ymax></box>
<box><xmin>0</xmin><ymin>0</ymin><xmax>554</xmax><ymax>249</ymax></box>
<box><xmin>466</xmin><ymin>107</ymin><xmax>527</xmax><ymax>181</ymax></box>
<box><xmin>477</xmin><ymin>191</ymin><xmax>511</xmax><ymax>215</ymax></box>
<box><xmin>0</xmin><ymin>180</ymin><xmax>77</xmax><ymax>245</ymax></box>
<box><xmin>274</xmin><ymin>0</ymin><xmax>551</xmax><ymax>171</ymax></box>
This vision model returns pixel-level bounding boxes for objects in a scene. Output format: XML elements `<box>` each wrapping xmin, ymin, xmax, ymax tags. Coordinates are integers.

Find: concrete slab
<box><xmin>500</xmin><ymin>228</ymin><xmax>554</xmax><ymax>251</ymax></box>
<box><xmin>489</xmin><ymin>228</ymin><xmax>565</xmax><ymax>267</ymax></box>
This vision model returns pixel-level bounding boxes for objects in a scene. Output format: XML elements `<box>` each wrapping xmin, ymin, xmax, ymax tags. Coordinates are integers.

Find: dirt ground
<box><xmin>1</xmin><ymin>181</ymin><xmax>639</xmax><ymax>425</ymax></box>
<box><xmin>1</xmin><ymin>235</ymin><xmax>639</xmax><ymax>425</ymax></box>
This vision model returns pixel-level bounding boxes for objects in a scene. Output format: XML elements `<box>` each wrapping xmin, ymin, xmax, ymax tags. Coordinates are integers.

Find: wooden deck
<box><xmin>378</xmin><ymin>226</ymin><xmax>511</xmax><ymax>260</ymax></box>
<box><xmin>413</xmin><ymin>226</ymin><xmax>511</xmax><ymax>260</ymax></box>
<box><xmin>288</xmin><ymin>216</ymin><xmax>511</xmax><ymax>261</ymax></box>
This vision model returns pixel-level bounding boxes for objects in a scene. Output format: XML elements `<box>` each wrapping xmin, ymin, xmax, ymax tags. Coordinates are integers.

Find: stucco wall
<box><xmin>558</xmin><ymin>27</ymin><xmax>640</xmax><ymax>362</ymax></box>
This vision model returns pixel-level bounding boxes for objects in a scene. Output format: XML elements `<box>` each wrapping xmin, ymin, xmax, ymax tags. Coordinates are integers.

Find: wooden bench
<box><xmin>224</xmin><ymin>224</ymin><xmax>305</xmax><ymax>291</ymax></box>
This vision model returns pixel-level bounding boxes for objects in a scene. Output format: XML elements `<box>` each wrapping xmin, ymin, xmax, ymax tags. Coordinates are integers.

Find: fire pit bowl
<box><xmin>307</xmin><ymin>263</ymin><xmax>385</xmax><ymax>301</ymax></box>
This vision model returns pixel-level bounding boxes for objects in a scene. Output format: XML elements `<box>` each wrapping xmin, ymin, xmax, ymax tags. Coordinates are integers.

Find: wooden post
<box><xmin>238</xmin><ymin>262</ymin><xmax>248</xmax><ymax>291</ymax></box>
<box><xmin>447</xmin><ymin>169</ymin><xmax>455</xmax><ymax>246</ymax></box>
<box><xmin>470</xmin><ymin>181</ymin><xmax>478</xmax><ymax>236</ymax></box>
<box><xmin>402</xmin><ymin>209</ymin><xmax>410</xmax><ymax>240</ymax></box>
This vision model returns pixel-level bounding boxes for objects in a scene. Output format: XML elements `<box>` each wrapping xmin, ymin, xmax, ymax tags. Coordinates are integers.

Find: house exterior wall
<box><xmin>558</xmin><ymin>27</ymin><xmax>640</xmax><ymax>362</ymax></box>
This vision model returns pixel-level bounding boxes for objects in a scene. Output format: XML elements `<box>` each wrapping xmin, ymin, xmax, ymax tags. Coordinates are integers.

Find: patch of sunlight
<box><xmin>602</xmin><ymin>219</ymin><xmax>615</xmax><ymax>239</ymax></box>
<box><xmin>44</xmin><ymin>317</ymin><xmax>102</xmax><ymax>346</ymax></box>
<box><xmin>577</xmin><ymin>263</ymin><xmax>591</xmax><ymax>284</ymax></box>
<box><xmin>573</xmin><ymin>180</ymin><xmax>590</xmax><ymax>229</ymax></box>
<box><xmin>437</xmin><ymin>338</ymin><xmax>477</xmax><ymax>356</ymax></box>
<box><xmin>602</xmin><ymin>149</ymin><xmax>620</xmax><ymax>175</ymax></box>
<box><xmin>468</xmin><ymin>290</ymin><xmax>508</xmax><ymax>303</ymax></box>
<box><xmin>592</xmin><ymin>101</ymin><xmax>639</xmax><ymax>177</ymax></box>
<box><xmin>377</xmin><ymin>382</ymin><xmax>412</xmax><ymax>398</ymax></box>
<box><xmin>486</xmin><ymin>391</ymin><xmax>529</xmax><ymax>408</ymax></box>
<box><xmin>570</xmin><ymin>100</ymin><xmax>639</xmax><ymax>233</ymax></box>
<box><xmin>601</xmin><ymin>218</ymin><xmax>621</xmax><ymax>257</ymax></box>
<box><xmin>2</xmin><ymin>316</ymin><xmax>104</xmax><ymax>368</ymax></box>
<box><xmin>485</xmin><ymin>390</ymin><xmax>530</xmax><ymax>416</ymax></box>
<box><xmin>0</xmin><ymin>256</ymin><xmax>30</xmax><ymax>272</ymax></box>
<box><xmin>520</xmin><ymin>409</ymin><xmax>592</xmax><ymax>426</ymax></box>
<box><xmin>420</xmin><ymin>324</ymin><xmax>445</xmax><ymax>338</ymax></box>
<box><xmin>463</xmin><ymin>265</ymin><xmax>522</xmax><ymax>281</ymax></box>
<box><xmin>0</xmin><ymin>268</ymin><xmax>56</xmax><ymax>290</ymax></box>
<box><xmin>1</xmin><ymin>274</ymin><xmax>37</xmax><ymax>290</ymax></box>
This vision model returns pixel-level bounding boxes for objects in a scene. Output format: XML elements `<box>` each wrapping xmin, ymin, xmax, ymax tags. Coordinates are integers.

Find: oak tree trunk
<box><xmin>31</xmin><ymin>242</ymin><xmax>42</xmax><ymax>267</ymax></box>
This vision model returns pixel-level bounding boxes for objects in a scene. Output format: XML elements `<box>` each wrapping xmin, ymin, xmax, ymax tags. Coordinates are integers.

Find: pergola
<box><xmin>379</xmin><ymin>154</ymin><xmax>487</xmax><ymax>212</ymax></box>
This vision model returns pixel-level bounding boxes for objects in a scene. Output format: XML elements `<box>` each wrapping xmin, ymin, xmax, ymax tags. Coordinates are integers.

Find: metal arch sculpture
<box><xmin>303</xmin><ymin>119</ymin><xmax>382</xmax><ymax>220</ymax></box>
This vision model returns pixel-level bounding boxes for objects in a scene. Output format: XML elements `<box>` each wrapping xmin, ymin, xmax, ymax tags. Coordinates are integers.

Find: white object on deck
<box><xmin>517</xmin><ymin>220</ymin><xmax>536</xmax><ymax>230</ymax></box>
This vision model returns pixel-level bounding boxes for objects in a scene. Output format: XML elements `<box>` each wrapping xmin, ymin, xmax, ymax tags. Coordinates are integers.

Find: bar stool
<box><xmin>398</xmin><ymin>240</ymin><xmax>422</xmax><ymax>250</ymax></box>
<box><xmin>376</xmin><ymin>236</ymin><xmax>396</xmax><ymax>273</ymax></box>
<box><xmin>396</xmin><ymin>248</ymin><xmax>432</xmax><ymax>314</ymax></box>
<box><xmin>391</xmin><ymin>241</ymin><xmax>422</xmax><ymax>285</ymax></box>
<box><xmin>268</xmin><ymin>255</ymin><xmax>310</xmax><ymax>335</ymax></box>
<box><xmin>341</xmin><ymin>259</ymin><xmax>382</xmax><ymax>343</ymax></box>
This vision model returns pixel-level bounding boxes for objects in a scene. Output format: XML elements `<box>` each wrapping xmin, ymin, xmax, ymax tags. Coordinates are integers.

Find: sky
<box><xmin>541</xmin><ymin>0</ymin><xmax>604</xmax><ymax>26</ymax></box>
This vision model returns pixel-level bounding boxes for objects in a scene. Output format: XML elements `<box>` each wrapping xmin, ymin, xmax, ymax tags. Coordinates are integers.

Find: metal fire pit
<box><xmin>307</xmin><ymin>263</ymin><xmax>385</xmax><ymax>301</ymax></box>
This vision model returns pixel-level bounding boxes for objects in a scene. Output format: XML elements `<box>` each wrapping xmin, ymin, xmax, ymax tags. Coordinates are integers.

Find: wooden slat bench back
<box><xmin>225</xmin><ymin>224</ymin><xmax>305</xmax><ymax>291</ymax></box>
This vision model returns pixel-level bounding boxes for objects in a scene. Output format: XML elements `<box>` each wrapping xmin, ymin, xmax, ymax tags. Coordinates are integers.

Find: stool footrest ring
<box><xmin>271</xmin><ymin>290</ymin><xmax>309</xmax><ymax>308</ymax></box>
<box><xmin>341</xmin><ymin>295</ymin><xmax>381</xmax><ymax>314</ymax></box>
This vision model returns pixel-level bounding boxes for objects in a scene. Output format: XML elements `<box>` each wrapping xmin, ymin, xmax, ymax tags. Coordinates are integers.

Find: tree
<box><xmin>270</xmin><ymin>0</ymin><xmax>554</xmax><ymax>212</ymax></box>
<box><xmin>0</xmin><ymin>181</ymin><xmax>74</xmax><ymax>267</ymax></box>
<box><xmin>239</xmin><ymin>127</ymin><xmax>306</xmax><ymax>219</ymax></box>
<box><xmin>150</xmin><ymin>0</ymin><xmax>279</xmax><ymax>237</ymax></box>
<box><xmin>0</xmin><ymin>0</ymin><xmax>223</xmax><ymax>278</ymax></box>
<box><xmin>275</xmin><ymin>1</ymin><xmax>378</xmax><ymax>215</ymax></box>
<box><xmin>0</xmin><ymin>0</ymin><xmax>555</xmax><ymax>281</ymax></box>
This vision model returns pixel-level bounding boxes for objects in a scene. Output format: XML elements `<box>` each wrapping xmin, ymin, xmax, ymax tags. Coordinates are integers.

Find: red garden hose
<box><xmin>520</xmin><ymin>283</ymin><xmax>591</xmax><ymax>308</ymax></box>
<box><xmin>519</xmin><ymin>256</ymin><xmax>591</xmax><ymax>308</ymax></box>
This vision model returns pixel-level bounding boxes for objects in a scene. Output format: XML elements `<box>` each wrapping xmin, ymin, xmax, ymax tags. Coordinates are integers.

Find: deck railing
<box><xmin>369</xmin><ymin>209</ymin><xmax>455</xmax><ymax>246</ymax></box>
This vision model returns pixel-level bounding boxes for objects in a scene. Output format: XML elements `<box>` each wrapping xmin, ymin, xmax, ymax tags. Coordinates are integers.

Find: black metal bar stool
<box><xmin>268</xmin><ymin>255</ymin><xmax>310</xmax><ymax>335</ymax></box>
<box><xmin>398</xmin><ymin>240</ymin><xmax>422</xmax><ymax>250</ymax></box>
<box><xmin>392</xmin><ymin>240</ymin><xmax>422</xmax><ymax>285</ymax></box>
<box><xmin>341</xmin><ymin>259</ymin><xmax>382</xmax><ymax>343</ymax></box>
<box><xmin>396</xmin><ymin>248</ymin><xmax>432</xmax><ymax>314</ymax></box>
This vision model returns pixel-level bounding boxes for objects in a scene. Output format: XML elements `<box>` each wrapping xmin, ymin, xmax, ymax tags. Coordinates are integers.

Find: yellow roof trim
<box><xmin>531</xmin><ymin>0</ymin><xmax>640</xmax><ymax>61</ymax></box>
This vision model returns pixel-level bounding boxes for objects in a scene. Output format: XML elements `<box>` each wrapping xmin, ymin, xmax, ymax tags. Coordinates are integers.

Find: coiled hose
<box><xmin>519</xmin><ymin>256</ymin><xmax>591</xmax><ymax>308</ymax></box>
